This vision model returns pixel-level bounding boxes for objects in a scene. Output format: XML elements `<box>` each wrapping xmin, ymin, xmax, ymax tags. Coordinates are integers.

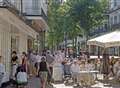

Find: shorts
<box><xmin>39</xmin><ymin>71</ymin><xmax>48</xmax><ymax>82</ymax></box>
<box><xmin>17</xmin><ymin>82</ymin><xmax>28</xmax><ymax>86</ymax></box>
<box><xmin>72</xmin><ymin>72</ymin><xmax>78</xmax><ymax>79</ymax></box>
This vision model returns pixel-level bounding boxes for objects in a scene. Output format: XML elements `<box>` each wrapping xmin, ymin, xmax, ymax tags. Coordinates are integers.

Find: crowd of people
<box><xmin>0</xmin><ymin>49</ymin><xmax>120</xmax><ymax>88</ymax></box>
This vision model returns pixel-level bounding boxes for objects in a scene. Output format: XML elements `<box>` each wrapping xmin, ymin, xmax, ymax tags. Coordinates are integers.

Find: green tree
<box><xmin>68</xmin><ymin>0</ymin><xmax>108</xmax><ymax>38</ymax></box>
<box><xmin>47</xmin><ymin>0</ymin><xmax>108</xmax><ymax>49</ymax></box>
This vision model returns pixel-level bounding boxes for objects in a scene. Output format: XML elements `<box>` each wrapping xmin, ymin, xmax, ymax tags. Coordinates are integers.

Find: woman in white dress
<box><xmin>53</xmin><ymin>52</ymin><xmax>64</xmax><ymax>82</ymax></box>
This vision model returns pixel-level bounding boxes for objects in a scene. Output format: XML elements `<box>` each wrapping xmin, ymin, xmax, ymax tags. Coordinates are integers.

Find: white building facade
<box><xmin>109</xmin><ymin>0</ymin><xmax>120</xmax><ymax>29</ymax></box>
<box><xmin>0</xmin><ymin>0</ymin><xmax>48</xmax><ymax>83</ymax></box>
<box><xmin>0</xmin><ymin>7</ymin><xmax>38</xmax><ymax>83</ymax></box>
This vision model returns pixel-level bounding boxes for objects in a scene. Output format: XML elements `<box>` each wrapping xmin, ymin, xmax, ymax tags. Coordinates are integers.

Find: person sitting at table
<box><xmin>79</xmin><ymin>60</ymin><xmax>95</xmax><ymax>86</ymax></box>
<box><xmin>113</xmin><ymin>59</ymin><xmax>120</xmax><ymax>80</ymax></box>
<box><xmin>86</xmin><ymin>60</ymin><xmax>95</xmax><ymax>71</ymax></box>
<box><xmin>79</xmin><ymin>60</ymin><xmax>86</xmax><ymax>71</ymax></box>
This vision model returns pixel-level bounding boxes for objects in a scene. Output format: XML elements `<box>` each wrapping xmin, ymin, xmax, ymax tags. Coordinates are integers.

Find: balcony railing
<box><xmin>0</xmin><ymin>1</ymin><xmax>3</xmax><ymax>6</ymax></box>
<box><xmin>108</xmin><ymin>5</ymin><xmax>120</xmax><ymax>13</ymax></box>
<box><xmin>111</xmin><ymin>23</ymin><xmax>120</xmax><ymax>30</ymax></box>
<box><xmin>0</xmin><ymin>0</ymin><xmax>47</xmax><ymax>21</ymax></box>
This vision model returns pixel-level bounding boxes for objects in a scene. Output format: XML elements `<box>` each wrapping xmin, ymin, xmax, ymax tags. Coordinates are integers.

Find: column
<box><xmin>0</xmin><ymin>29</ymin><xmax>2</xmax><ymax>56</ymax></box>
<box><xmin>19</xmin><ymin>33</ymin><xmax>28</xmax><ymax>54</ymax></box>
<box><xmin>1</xmin><ymin>30</ymin><xmax>11</xmax><ymax>74</ymax></box>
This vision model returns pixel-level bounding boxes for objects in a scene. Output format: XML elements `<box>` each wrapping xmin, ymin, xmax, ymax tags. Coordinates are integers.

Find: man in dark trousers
<box><xmin>46</xmin><ymin>51</ymin><xmax>54</xmax><ymax>83</ymax></box>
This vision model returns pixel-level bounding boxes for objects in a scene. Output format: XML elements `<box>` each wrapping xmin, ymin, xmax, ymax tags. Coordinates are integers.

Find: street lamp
<box><xmin>47</xmin><ymin>31</ymin><xmax>54</xmax><ymax>54</ymax></box>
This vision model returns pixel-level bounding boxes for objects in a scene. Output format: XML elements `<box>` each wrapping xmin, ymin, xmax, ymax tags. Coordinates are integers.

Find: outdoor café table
<box><xmin>77</xmin><ymin>70</ymin><xmax>99</xmax><ymax>86</ymax></box>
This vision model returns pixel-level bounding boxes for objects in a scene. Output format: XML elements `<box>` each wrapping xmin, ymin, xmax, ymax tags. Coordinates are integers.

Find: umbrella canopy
<box><xmin>87</xmin><ymin>31</ymin><xmax>120</xmax><ymax>48</ymax></box>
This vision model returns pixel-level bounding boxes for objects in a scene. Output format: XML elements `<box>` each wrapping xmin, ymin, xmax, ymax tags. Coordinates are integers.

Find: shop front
<box><xmin>0</xmin><ymin>8</ymin><xmax>38</xmax><ymax>83</ymax></box>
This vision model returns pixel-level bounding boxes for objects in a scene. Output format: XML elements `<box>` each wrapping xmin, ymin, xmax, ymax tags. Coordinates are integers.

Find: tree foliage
<box><xmin>68</xmin><ymin>0</ymin><xmax>108</xmax><ymax>36</ymax></box>
<box><xmin>47</xmin><ymin>0</ymin><xmax>108</xmax><ymax>48</ymax></box>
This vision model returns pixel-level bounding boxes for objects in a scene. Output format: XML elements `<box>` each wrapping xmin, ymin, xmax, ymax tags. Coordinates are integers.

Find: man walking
<box><xmin>46</xmin><ymin>51</ymin><xmax>54</xmax><ymax>83</ymax></box>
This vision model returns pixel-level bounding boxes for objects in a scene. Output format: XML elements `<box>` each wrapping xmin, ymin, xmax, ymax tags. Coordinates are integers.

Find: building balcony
<box><xmin>108</xmin><ymin>5</ymin><xmax>120</xmax><ymax>14</ymax></box>
<box><xmin>0</xmin><ymin>0</ymin><xmax>48</xmax><ymax>21</ymax></box>
<box><xmin>24</xmin><ymin>8</ymin><xmax>47</xmax><ymax>21</ymax></box>
<box><xmin>110</xmin><ymin>23</ymin><xmax>120</xmax><ymax>30</ymax></box>
<box><xmin>89</xmin><ymin>24</ymin><xmax>108</xmax><ymax>37</ymax></box>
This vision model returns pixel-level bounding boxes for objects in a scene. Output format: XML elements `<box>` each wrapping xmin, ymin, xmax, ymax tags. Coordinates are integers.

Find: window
<box><xmin>114</xmin><ymin>0</ymin><xmax>117</xmax><ymax>7</ymax></box>
<box><xmin>119</xmin><ymin>14</ymin><xmax>120</xmax><ymax>23</ymax></box>
<box><xmin>114</xmin><ymin>15</ymin><xmax>117</xmax><ymax>24</ymax></box>
<box><xmin>110</xmin><ymin>0</ymin><xmax>114</xmax><ymax>9</ymax></box>
<box><xmin>110</xmin><ymin>16</ymin><xmax>114</xmax><ymax>25</ymax></box>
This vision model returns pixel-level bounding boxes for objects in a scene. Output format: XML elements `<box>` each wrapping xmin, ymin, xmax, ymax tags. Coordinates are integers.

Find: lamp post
<box><xmin>48</xmin><ymin>31</ymin><xmax>54</xmax><ymax>54</ymax></box>
<box><xmin>64</xmin><ymin>31</ymin><xmax>67</xmax><ymax>57</ymax></box>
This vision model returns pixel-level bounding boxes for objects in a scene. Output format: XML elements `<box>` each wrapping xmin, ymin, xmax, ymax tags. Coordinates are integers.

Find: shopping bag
<box><xmin>16</xmin><ymin>72</ymin><xmax>28</xmax><ymax>84</ymax></box>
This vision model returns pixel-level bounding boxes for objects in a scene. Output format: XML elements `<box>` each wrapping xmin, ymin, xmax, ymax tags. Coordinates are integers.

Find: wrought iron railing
<box><xmin>0</xmin><ymin>0</ymin><xmax>47</xmax><ymax>21</ymax></box>
<box><xmin>111</xmin><ymin>22</ymin><xmax>120</xmax><ymax>30</ymax></box>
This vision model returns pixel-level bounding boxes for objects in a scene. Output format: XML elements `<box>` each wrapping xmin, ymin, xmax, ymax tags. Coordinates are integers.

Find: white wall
<box><xmin>0</xmin><ymin>19</ymin><xmax>11</xmax><ymax>76</ymax></box>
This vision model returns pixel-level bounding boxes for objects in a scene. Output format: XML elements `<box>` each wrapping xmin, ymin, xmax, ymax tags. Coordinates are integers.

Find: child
<box><xmin>16</xmin><ymin>67</ymin><xmax>28</xmax><ymax>88</ymax></box>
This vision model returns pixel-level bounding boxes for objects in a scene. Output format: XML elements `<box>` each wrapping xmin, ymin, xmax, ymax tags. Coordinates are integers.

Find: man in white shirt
<box><xmin>114</xmin><ymin>60</ymin><xmax>120</xmax><ymax>80</ymax></box>
<box><xmin>35</xmin><ymin>54</ymin><xmax>41</xmax><ymax>76</ymax></box>
<box><xmin>71</xmin><ymin>60</ymin><xmax>80</xmax><ymax>83</ymax></box>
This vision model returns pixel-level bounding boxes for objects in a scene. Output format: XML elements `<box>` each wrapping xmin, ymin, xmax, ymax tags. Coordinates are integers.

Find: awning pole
<box><xmin>102</xmin><ymin>47</ymin><xmax>109</xmax><ymax>80</ymax></box>
<box><xmin>88</xmin><ymin>45</ymin><xmax>90</xmax><ymax>58</ymax></box>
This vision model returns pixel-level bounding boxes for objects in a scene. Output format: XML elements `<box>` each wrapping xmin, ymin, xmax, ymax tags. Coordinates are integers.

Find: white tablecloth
<box><xmin>53</xmin><ymin>63</ymin><xmax>63</xmax><ymax>81</ymax></box>
<box><xmin>77</xmin><ymin>70</ymin><xmax>99</xmax><ymax>86</ymax></box>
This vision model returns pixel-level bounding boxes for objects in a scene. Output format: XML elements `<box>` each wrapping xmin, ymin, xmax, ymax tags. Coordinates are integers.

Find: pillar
<box><xmin>19</xmin><ymin>33</ymin><xmax>28</xmax><ymax>54</ymax></box>
<box><xmin>1</xmin><ymin>30</ymin><xmax>11</xmax><ymax>74</ymax></box>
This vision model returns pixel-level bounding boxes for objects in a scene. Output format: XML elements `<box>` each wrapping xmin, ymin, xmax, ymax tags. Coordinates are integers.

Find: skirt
<box><xmin>39</xmin><ymin>71</ymin><xmax>48</xmax><ymax>82</ymax></box>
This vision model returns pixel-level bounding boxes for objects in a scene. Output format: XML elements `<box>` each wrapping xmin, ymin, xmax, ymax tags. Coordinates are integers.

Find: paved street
<box><xmin>6</xmin><ymin>77</ymin><xmax>41</xmax><ymax>88</ymax></box>
<box><xmin>6</xmin><ymin>76</ymin><xmax>120</xmax><ymax>88</ymax></box>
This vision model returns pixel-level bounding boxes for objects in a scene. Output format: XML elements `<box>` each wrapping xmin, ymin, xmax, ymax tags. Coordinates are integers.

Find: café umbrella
<box><xmin>87</xmin><ymin>30</ymin><xmax>120</xmax><ymax>48</ymax></box>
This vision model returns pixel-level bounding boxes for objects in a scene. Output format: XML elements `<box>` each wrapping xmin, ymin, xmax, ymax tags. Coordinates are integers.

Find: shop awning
<box><xmin>0</xmin><ymin>8</ymin><xmax>38</xmax><ymax>39</ymax></box>
<box><xmin>87</xmin><ymin>30</ymin><xmax>120</xmax><ymax>48</ymax></box>
<box><xmin>32</xmin><ymin>19</ymin><xmax>48</xmax><ymax>32</ymax></box>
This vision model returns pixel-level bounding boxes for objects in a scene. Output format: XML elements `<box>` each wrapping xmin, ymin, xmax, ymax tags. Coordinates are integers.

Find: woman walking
<box><xmin>11</xmin><ymin>51</ymin><xmax>19</xmax><ymax>83</ymax></box>
<box><xmin>39</xmin><ymin>57</ymin><xmax>50</xmax><ymax>88</ymax></box>
<box><xmin>20</xmin><ymin>52</ymin><xmax>28</xmax><ymax>72</ymax></box>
